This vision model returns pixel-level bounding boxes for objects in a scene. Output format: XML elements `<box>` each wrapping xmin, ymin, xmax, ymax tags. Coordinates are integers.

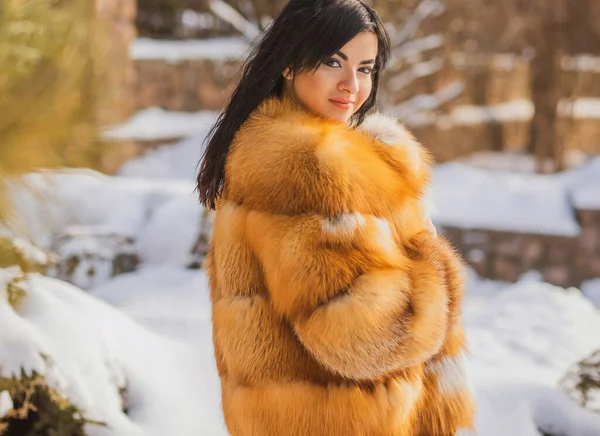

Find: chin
<box><xmin>327</xmin><ymin>112</ymin><xmax>352</xmax><ymax>123</ymax></box>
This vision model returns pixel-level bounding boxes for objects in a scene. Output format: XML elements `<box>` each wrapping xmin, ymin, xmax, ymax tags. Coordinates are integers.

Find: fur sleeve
<box><xmin>241</xmin><ymin>204</ymin><xmax>454</xmax><ymax>381</ymax></box>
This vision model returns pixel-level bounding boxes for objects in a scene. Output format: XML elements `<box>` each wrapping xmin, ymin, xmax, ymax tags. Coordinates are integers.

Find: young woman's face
<box><xmin>285</xmin><ymin>31</ymin><xmax>378</xmax><ymax>123</ymax></box>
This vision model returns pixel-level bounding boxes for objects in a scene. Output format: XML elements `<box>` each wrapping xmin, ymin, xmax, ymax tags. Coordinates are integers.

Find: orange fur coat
<box><xmin>205</xmin><ymin>96</ymin><xmax>476</xmax><ymax>435</ymax></box>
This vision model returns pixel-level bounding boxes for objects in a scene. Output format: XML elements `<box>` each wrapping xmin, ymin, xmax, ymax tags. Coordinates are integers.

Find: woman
<box><xmin>197</xmin><ymin>0</ymin><xmax>475</xmax><ymax>434</ymax></box>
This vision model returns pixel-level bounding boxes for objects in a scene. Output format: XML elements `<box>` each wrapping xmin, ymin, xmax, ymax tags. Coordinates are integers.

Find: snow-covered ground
<box><xmin>2</xmin><ymin>121</ymin><xmax>600</xmax><ymax>435</ymax></box>
<box><xmin>3</xmin><ymin>259</ymin><xmax>600</xmax><ymax>435</ymax></box>
<box><xmin>129</xmin><ymin>37</ymin><xmax>249</xmax><ymax>63</ymax></box>
<box><xmin>102</xmin><ymin>108</ymin><xmax>218</xmax><ymax>142</ymax></box>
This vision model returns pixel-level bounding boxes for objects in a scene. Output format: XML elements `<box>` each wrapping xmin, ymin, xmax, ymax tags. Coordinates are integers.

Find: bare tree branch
<box><xmin>388</xmin><ymin>55</ymin><xmax>444</xmax><ymax>93</ymax></box>
<box><xmin>391</xmin><ymin>80</ymin><xmax>464</xmax><ymax>120</ymax></box>
<box><xmin>389</xmin><ymin>34</ymin><xmax>444</xmax><ymax>67</ymax></box>
<box><xmin>391</xmin><ymin>0</ymin><xmax>445</xmax><ymax>47</ymax></box>
<box><xmin>208</xmin><ymin>0</ymin><xmax>260</xmax><ymax>41</ymax></box>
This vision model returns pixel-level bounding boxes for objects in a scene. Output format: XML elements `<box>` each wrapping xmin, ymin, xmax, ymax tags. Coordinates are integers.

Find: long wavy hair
<box><xmin>197</xmin><ymin>0</ymin><xmax>391</xmax><ymax>209</ymax></box>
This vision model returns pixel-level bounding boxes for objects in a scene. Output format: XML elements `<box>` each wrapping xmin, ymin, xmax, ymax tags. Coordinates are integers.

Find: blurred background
<box><xmin>1</xmin><ymin>0</ymin><xmax>600</xmax><ymax>434</ymax></box>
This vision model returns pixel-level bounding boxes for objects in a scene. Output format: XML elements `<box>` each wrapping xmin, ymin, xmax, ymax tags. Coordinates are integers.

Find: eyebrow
<box><xmin>335</xmin><ymin>50</ymin><xmax>375</xmax><ymax>65</ymax></box>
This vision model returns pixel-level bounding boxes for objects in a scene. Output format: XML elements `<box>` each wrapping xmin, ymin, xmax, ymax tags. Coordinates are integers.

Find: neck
<box><xmin>281</xmin><ymin>84</ymin><xmax>308</xmax><ymax>113</ymax></box>
<box><xmin>281</xmin><ymin>85</ymin><xmax>352</xmax><ymax>127</ymax></box>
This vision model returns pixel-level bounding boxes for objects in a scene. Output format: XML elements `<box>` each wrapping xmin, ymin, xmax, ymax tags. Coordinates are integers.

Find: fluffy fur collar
<box><xmin>224</xmin><ymin>96</ymin><xmax>432</xmax><ymax>217</ymax></box>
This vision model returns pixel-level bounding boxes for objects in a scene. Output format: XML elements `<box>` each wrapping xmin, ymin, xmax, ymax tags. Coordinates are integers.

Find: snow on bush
<box><xmin>0</xmin><ymin>267</ymin><xmax>224</xmax><ymax>435</ymax></box>
<box><xmin>48</xmin><ymin>226</ymin><xmax>139</xmax><ymax>290</ymax></box>
<box><xmin>5</xmin><ymin>170</ymin><xmax>202</xmax><ymax>270</ymax></box>
<box><xmin>559</xmin><ymin>349</ymin><xmax>600</xmax><ymax>415</ymax></box>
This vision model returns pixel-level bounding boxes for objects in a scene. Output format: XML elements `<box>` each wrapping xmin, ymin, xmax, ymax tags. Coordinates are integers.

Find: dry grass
<box><xmin>0</xmin><ymin>0</ymin><xmax>104</xmax><ymax>226</ymax></box>
<box><xmin>0</xmin><ymin>372</ymin><xmax>105</xmax><ymax>435</ymax></box>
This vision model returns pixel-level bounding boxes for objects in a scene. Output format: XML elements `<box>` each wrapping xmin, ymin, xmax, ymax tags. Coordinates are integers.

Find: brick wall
<box><xmin>128</xmin><ymin>49</ymin><xmax>600</xmax><ymax>163</ymax></box>
<box><xmin>94</xmin><ymin>2</ymin><xmax>600</xmax><ymax>172</ymax></box>
<box><xmin>440</xmin><ymin>209</ymin><xmax>600</xmax><ymax>287</ymax></box>
<box><xmin>133</xmin><ymin>58</ymin><xmax>243</xmax><ymax>112</ymax></box>
<box><xmin>95</xmin><ymin>0</ymin><xmax>137</xmax><ymax>125</ymax></box>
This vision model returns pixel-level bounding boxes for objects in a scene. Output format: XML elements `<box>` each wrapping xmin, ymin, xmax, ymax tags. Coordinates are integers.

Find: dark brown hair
<box><xmin>197</xmin><ymin>0</ymin><xmax>391</xmax><ymax>209</ymax></box>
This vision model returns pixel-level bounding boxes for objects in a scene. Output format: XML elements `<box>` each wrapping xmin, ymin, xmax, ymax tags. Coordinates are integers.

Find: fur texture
<box><xmin>206</xmin><ymin>96</ymin><xmax>476</xmax><ymax>435</ymax></box>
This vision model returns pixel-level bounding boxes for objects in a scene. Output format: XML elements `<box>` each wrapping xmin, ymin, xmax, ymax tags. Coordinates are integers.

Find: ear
<box><xmin>282</xmin><ymin>67</ymin><xmax>294</xmax><ymax>80</ymax></box>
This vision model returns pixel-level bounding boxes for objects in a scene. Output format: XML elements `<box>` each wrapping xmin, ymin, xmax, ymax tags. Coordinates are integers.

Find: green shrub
<box><xmin>0</xmin><ymin>372</ymin><xmax>104</xmax><ymax>436</ymax></box>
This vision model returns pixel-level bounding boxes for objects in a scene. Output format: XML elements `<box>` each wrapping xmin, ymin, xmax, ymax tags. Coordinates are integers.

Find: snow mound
<box><xmin>118</xmin><ymin>133</ymin><xmax>210</xmax><ymax>181</ymax></box>
<box><xmin>582</xmin><ymin>278</ymin><xmax>600</xmax><ymax>310</ymax></box>
<box><xmin>102</xmin><ymin>108</ymin><xmax>217</xmax><ymax>142</ymax></box>
<box><xmin>130</xmin><ymin>37</ymin><xmax>248</xmax><ymax>62</ymax></box>
<box><xmin>567</xmin><ymin>156</ymin><xmax>600</xmax><ymax>210</ymax></box>
<box><xmin>465</xmin><ymin>277</ymin><xmax>600</xmax><ymax>383</ymax></box>
<box><xmin>465</xmin><ymin>274</ymin><xmax>600</xmax><ymax>435</ymax></box>
<box><xmin>431</xmin><ymin>162</ymin><xmax>580</xmax><ymax>236</ymax></box>
<box><xmin>6</xmin><ymin>170</ymin><xmax>202</xmax><ymax>268</ymax></box>
<box><xmin>0</xmin><ymin>267</ymin><xmax>225</xmax><ymax>435</ymax></box>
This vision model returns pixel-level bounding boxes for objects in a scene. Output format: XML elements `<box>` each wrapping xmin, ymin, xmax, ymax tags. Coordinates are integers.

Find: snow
<box><xmin>117</xmin><ymin>134</ymin><xmax>211</xmax><ymax>180</ymax></box>
<box><xmin>390</xmin><ymin>0</ymin><xmax>445</xmax><ymax>47</ymax></box>
<box><xmin>557</xmin><ymin>97</ymin><xmax>600</xmax><ymax>119</ymax></box>
<box><xmin>0</xmin><ymin>390</ymin><xmax>12</xmax><ymax>417</ymax></box>
<box><xmin>390</xmin><ymin>33</ymin><xmax>444</xmax><ymax>62</ymax></box>
<box><xmin>464</xmin><ymin>273</ymin><xmax>600</xmax><ymax>382</ymax></box>
<box><xmin>490</xmin><ymin>53</ymin><xmax>521</xmax><ymax>71</ymax></box>
<box><xmin>388</xmin><ymin>56</ymin><xmax>444</xmax><ymax>92</ymax></box>
<box><xmin>582</xmin><ymin>278</ymin><xmax>600</xmax><ymax>310</ymax></box>
<box><xmin>134</xmin><ymin>194</ymin><xmax>201</xmax><ymax>267</ymax></box>
<box><xmin>0</xmin><ymin>267</ymin><xmax>224</xmax><ymax>435</ymax></box>
<box><xmin>5</xmin><ymin>170</ymin><xmax>201</xmax><ymax>265</ymax></box>
<box><xmin>180</xmin><ymin>10</ymin><xmax>216</xmax><ymax>31</ymax></box>
<box><xmin>393</xmin><ymin>80</ymin><xmax>465</xmax><ymax>122</ymax></box>
<box><xmin>562</xmin><ymin>55</ymin><xmax>600</xmax><ymax>73</ymax></box>
<box><xmin>6</xmin><ymin>237</ymin><xmax>49</xmax><ymax>266</ymax></box>
<box><xmin>421</xmin><ymin>97</ymin><xmax>600</xmax><ymax>128</ymax></box>
<box><xmin>462</xmin><ymin>272</ymin><xmax>600</xmax><ymax>435</ymax></box>
<box><xmin>129</xmin><ymin>37</ymin><xmax>248</xmax><ymax>63</ymax></box>
<box><xmin>400</xmin><ymin>99</ymin><xmax>535</xmax><ymax>128</ymax></box>
<box><xmin>102</xmin><ymin>108</ymin><xmax>218</xmax><ymax>142</ymax></box>
<box><xmin>449</xmin><ymin>99</ymin><xmax>535</xmax><ymax>125</ymax></box>
<box><xmin>3</xmin><ymin>118</ymin><xmax>600</xmax><ymax>433</ymax></box>
<box><xmin>207</xmin><ymin>0</ymin><xmax>260</xmax><ymax>41</ymax></box>
<box><xmin>456</xmin><ymin>150</ymin><xmax>589</xmax><ymax>173</ymax></box>
<box><xmin>3</xmin><ymin>262</ymin><xmax>600</xmax><ymax>435</ymax></box>
<box><xmin>430</xmin><ymin>162</ymin><xmax>580</xmax><ymax>236</ymax></box>
<box><xmin>474</xmin><ymin>381</ymin><xmax>600</xmax><ymax>436</ymax></box>
<box><xmin>446</xmin><ymin>153</ymin><xmax>600</xmax><ymax>213</ymax></box>
<box><xmin>566</xmin><ymin>156</ymin><xmax>600</xmax><ymax>210</ymax></box>
<box><xmin>451</xmin><ymin>52</ymin><xmax>524</xmax><ymax>71</ymax></box>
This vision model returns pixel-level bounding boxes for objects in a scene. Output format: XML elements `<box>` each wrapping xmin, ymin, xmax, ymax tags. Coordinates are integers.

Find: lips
<box><xmin>329</xmin><ymin>99</ymin><xmax>355</xmax><ymax>110</ymax></box>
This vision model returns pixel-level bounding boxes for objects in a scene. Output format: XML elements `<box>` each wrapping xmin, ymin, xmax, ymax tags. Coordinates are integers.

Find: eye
<box><xmin>324</xmin><ymin>58</ymin><xmax>342</xmax><ymax>68</ymax></box>
<box><xmin>359</xmin><ymin>66</ymin><xmax>375</xmax><ymax>75</ymax></box>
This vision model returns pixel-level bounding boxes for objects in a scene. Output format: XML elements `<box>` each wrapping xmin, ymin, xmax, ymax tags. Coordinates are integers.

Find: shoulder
<box><xmin>359</xmin><ymin>112</ymin><xmax>417</xmax><ymax>147</ymax></box>
<box><xmin>225</xmin><ymin>97</ymin><xmax>348</xmax><ymax>215</ymax></box>
<box><xmin>358</xmin><ymin>112</ymin><xmax>432</xmax><ymax>182</ymax></box>
<box><xmin>225</xmin><ymin>98</ymin><xmax>431</xmax><ymax>216</ymax></box>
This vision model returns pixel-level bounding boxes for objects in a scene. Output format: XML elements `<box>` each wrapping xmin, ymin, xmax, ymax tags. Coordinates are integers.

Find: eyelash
<box><xmin>324</xmin><ymin>58</ymin><xmax>375</xmax><ymax>75</ymax></box>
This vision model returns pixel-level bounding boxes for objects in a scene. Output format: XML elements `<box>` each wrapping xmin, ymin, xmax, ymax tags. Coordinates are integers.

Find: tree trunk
<box><xmin>529</xmin><ymin>0</ymin><xmax>567</xmax><ymax>173</ymax></box>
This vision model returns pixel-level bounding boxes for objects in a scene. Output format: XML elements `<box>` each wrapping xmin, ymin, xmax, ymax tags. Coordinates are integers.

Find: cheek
<box><xmin>357</xmin><ymin>79</ymin><xmax>373</xmax><ymax>107</ymax></box>
<box><xmin>309</xmin><ymin>69</ymin><xmax>338</xmax><ymax>93</ymax></box>
<box><xmin>295</xmin><ymin>74</ymin><xmax>326</xmax><ymax>102</ymax></box>
<box><xmin>294</xmin><ymin>72</ymin><xmax>337</xmax><ymax>110</ymax></box>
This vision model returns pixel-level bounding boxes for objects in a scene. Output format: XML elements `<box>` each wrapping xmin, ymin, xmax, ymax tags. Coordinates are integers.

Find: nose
<box><xmin>338</xmin><ymin>70</ymin><xmax>359</xmax><ymax>95</ymax></box>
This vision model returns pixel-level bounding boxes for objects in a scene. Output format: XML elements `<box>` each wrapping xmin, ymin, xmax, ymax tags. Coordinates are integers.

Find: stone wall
<box><xmin>93</xmin><ymin>0</ymin><xmax>138</xmax><ymax>174</ymax></box>
<box><xmin>94</xmin><ymin>0</ymin><xmax>137</xmax><ymax>125</ymax></box>
<box><xmin>408</xmin><ymin>54</ymin><xmax>600</xmax><ymax>161</ymax></box>
<box><xmin>133</xmin><ymin>58</ymin><xmax>243</xmax><ymax>112</ymax></box>
<box><xmin>440</xmin><ymin>209</ymin><xmax>600</xmax><ymax>287</ymax></box>
<box><xmin>131</xmin><ymin>48</ymin><xmax>598</xmax><ymax>163</ymax></box>
<box><xmin>123</xmin><ymin>49</ymin><xmax>600</xmax><ymax>168</ymax></box>
<box><xmin>94</xmin><ymin>1</ymin><xmax>600</xmax><ymax>171</ymax></box>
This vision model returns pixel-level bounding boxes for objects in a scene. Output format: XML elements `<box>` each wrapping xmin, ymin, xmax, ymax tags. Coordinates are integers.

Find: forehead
<box><xmin>338</xmin><ymin>32</ymin><xmax>378</xmax><ymax>59</ymax></box>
